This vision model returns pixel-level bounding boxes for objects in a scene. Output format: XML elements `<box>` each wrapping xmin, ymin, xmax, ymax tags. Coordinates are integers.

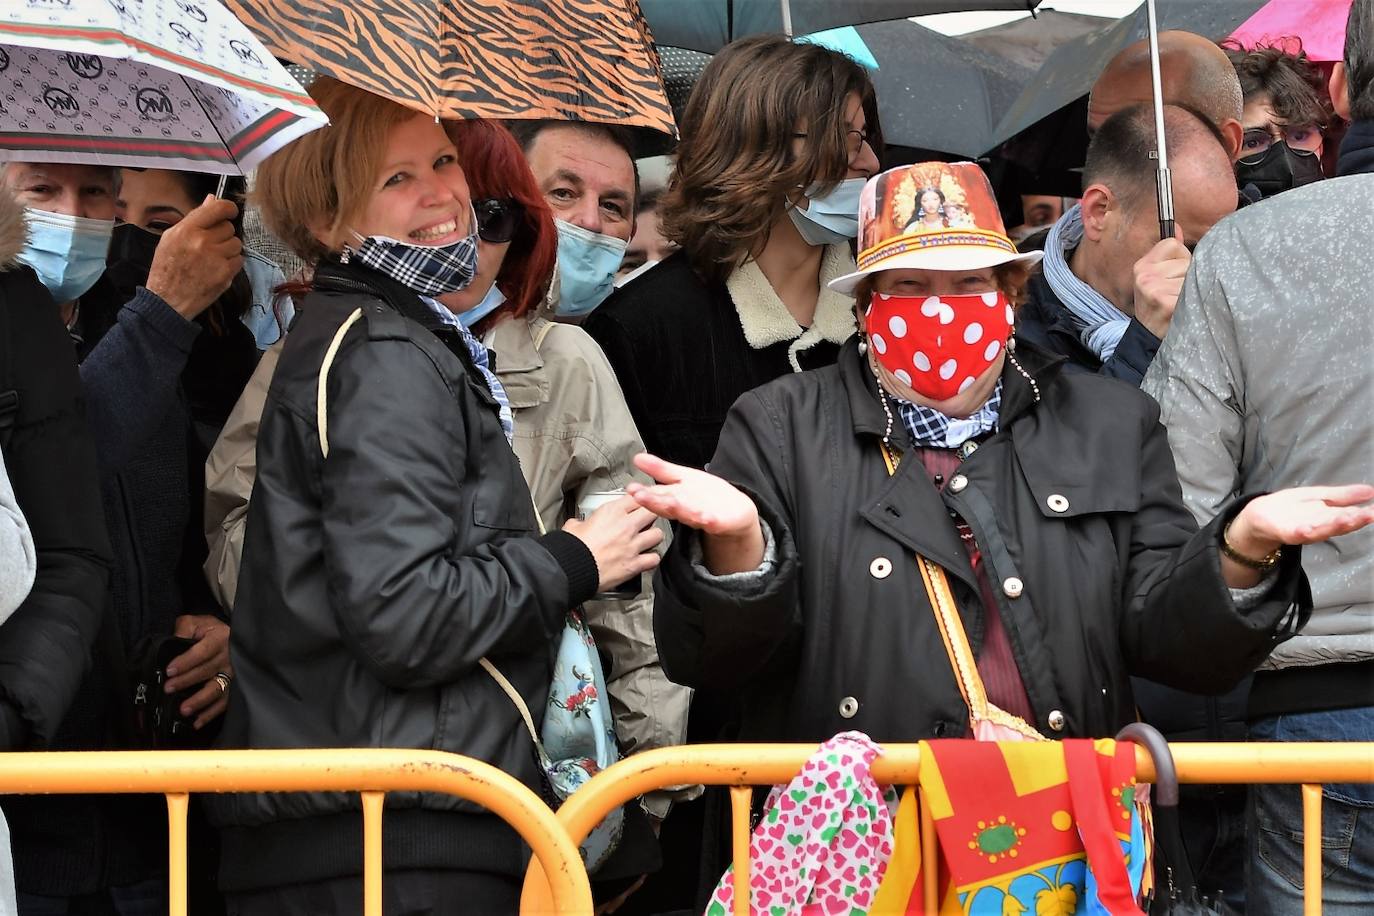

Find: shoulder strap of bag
<box><xmin>880</xmin><ymin>443</ymin><xmax>989</xmax><ymax>717</ymax></box>
<box><xmin>315</xmin><ymin>305</ymin><xmax>550</xmax><ymax>756</ymax></box>
<box><xmin>316</xmin><ymin>308</ymin><xmax>365</xmax><ymax>459</ymax></box>
<box><xmin>478</xmin><ymin>657</ymin><xmax>548</xmax><ymax>759</ymax></box>
<box><xmin>479</xmin><ymin>474</ymin><xmax>557</xmax><ymax>757</ymax></box>
<box><xmin>880</xmin><ymin>443</ymin><xmax>1045</xmax><ymax>741</ymax></box>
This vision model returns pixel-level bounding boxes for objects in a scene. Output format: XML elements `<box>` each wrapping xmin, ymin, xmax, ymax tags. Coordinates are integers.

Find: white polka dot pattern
<box><xmin>864</xmin><ymin>290</ymin><xmax>1014</xmax><ymax>401</ymax></box>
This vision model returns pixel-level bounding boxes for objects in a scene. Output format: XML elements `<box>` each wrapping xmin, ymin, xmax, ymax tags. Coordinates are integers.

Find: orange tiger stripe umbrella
<box><xmin>225</xmin><ymin>0</ymin><xmax>676</xmax><ymax>140</ymax></box>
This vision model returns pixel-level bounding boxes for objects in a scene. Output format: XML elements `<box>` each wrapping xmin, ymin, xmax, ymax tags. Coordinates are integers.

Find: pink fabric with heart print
<box><xmin>865</xmin><ymin>290</ymin><xmax>1014</xmax><ymax>401</ymax></box>
<box><xmin>705</xmin><ymin>732</ymin><xmax>893</xmax><ymax>916</ymax></box>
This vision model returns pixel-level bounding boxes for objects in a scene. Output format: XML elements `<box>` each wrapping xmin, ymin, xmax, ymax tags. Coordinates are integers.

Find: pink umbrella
<box><xmin>1230</xmin><ymin>0</ymin><xmax>1354</xmax><ymax>62</ymax></box>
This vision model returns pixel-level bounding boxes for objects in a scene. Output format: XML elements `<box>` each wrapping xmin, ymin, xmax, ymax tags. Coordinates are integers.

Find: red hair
<box><xmin>444</xmin><ymin>119</ymin><xmax>557</xmax><ymax>333</ymax></box>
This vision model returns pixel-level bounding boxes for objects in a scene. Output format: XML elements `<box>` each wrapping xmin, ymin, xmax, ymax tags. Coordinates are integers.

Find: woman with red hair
<box><xmin>201</xmin><ymin>120</ymin><xmax>688</xmax><ymax>874</ymax></box>
<box><xmin>438</xmin><ymin>118</ymin><xmax>558</xmax><ymax>331</ymax></box>
<box><xmin>438</xmin><ymin>120</ymin><xmax>690</xmax><ymax>829</ymax></box>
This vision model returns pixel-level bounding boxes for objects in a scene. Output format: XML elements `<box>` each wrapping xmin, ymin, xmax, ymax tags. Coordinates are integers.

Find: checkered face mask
<box><xmin>342</xmin><ymin>204</ymin><xmax>480</xmax><ymax>296</ymax></box>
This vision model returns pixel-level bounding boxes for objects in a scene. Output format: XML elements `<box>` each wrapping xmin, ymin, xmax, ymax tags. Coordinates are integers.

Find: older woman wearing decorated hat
<box><xmin>633</xmin><ymin>161</ymin><xmax>1374</xmax><ymax>747</ymax></box>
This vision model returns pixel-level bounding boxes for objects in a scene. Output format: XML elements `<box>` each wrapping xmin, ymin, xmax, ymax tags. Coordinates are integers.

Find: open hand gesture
<box><xmin>1223</xmin><ymin>484</ymin><xmax>1374</xmax><ymax>587</ymax></box>
<box><xmin>1231</xmin><ymin>485</ymin><xmax>1374</xmax><ymax>552</ymax></box>
<box><xmin>629</xmin><ymin>454</ymin><xmax>764</xmax><ymax>575</ymax></box>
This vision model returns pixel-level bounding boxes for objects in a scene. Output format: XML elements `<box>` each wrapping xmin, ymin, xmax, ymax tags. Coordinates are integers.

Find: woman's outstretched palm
<box><xmin>629</xmin><ymin>453</ymin><xmax>759</xmax><ymax>538</ymax></box>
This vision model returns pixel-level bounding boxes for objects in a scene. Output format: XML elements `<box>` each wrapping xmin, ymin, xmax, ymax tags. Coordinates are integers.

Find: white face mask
<box><xmin>787</xmin><ymin>177</ymin><xmax>866</xmax><ymax>247</ymax></box>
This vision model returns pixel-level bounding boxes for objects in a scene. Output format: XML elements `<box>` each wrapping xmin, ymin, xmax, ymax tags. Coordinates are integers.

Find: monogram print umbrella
<box><xmin>0</xmin><ymin>0</ymin><xmax>326</xmax><ymax>174</ymax></box>
<box><xmin>226</xmin><ymin>0</ymin><xmax>677</xmax><ymax>140</ymax></box>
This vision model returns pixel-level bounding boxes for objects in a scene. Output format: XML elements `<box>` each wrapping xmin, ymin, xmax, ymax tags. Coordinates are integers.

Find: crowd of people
<box><xmin>0</xmin><ymin>2</ymin><xmax>1370</xmax><ymax>914</ymax></box>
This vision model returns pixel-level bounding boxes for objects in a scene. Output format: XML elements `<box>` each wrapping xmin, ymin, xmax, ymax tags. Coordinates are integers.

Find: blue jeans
<box><xmin>1246</xmin><ymin>706</ymin><xmax>1374</xmax><ymax>916</ymax></box>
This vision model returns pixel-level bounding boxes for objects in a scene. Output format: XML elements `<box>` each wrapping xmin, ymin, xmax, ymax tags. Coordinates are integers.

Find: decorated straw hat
<box><xmin>829</xmin><ymin>161</ymin><xmax>1042</xmax><ymax>295</ymax></box>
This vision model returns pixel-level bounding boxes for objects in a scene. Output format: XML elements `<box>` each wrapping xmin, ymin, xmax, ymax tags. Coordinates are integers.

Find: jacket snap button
<box><xmin>1002</xmin><ymin>577</ymin><xmax>1024</xmax><ymax>598</ymax></box>
<box><xmin>1047</xmin><ymin>494</ymin><xmax>1069</xmax><ymax>513</ymax></box>
<box><xmin>839</xmin><ymin>697</ymin><xmax>859</xmax><ymax>719</ymax></box>
<box><xmin>1048</xmin><ymin>710</ymin><xmax>1066</xmax><ymax>732</ymax></box>
<box><xmin>869</xmin><ymin>557</ymin><xmax>892</xmax><ymax>579</ymax></box>
<box><xmin>949</xmin><ymin>474</ymin><xmax>968</xmax><ymax>494</ymax></box>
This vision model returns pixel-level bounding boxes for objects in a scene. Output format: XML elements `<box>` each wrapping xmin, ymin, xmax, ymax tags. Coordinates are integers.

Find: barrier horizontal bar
<box><xmin>0</xmin><ymin>749</ymin><xmax>592</xmax><ymax>915</ymax></box>
<box><xmin>550</xmin><ymin>742</ymin><xmax>1372</xmax><ymax>845</ymax></box>
<box><xmin>521</xmin><ymin>741</ymin><xmax>1374</xmax><ymax>913</ymax></box>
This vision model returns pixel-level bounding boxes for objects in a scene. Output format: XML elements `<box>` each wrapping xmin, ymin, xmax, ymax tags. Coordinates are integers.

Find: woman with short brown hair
<box><xmin>584</xmin><ymin>35</ymin><xmax>882</xmax><ymax>472</ymax></box>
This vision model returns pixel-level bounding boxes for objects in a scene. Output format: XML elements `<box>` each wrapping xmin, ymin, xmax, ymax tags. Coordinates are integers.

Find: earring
<box><xmin>858</xmin><ymin>337</ymin><xmax>869</xmax><ymax>356</ymax></box>
<box><xmin>1006</xmin><ymin>334</ymin><xmax>1016</xmax><ymax>353</ymax></box>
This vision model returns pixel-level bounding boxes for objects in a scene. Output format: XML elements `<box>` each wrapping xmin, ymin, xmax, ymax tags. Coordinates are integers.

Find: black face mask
<box><xmin>104</xmin><ymin>223</ymin><xmax>162</xmax><ymax>301</ymax></box>
<box><xmin>1235</xmin><ymin>142</ymin><xmax>1325</xmax><ymax>199</ymax></box>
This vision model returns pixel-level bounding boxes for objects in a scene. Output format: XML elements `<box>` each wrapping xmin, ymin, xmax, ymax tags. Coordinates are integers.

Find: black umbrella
<box><xmin>855</xmin><ymin>19</ymin><xmax>1034</xmax><ymax>157</ymax></box>
<box><xmin>639</xmin><ymin>0</ymin><xmax>1044</xmax><ymax>54</ymax></box>
<box><xmin>655</xmin><ymin>22</ymin><xmax>1032</xmax><ymax>160</ymax></box>
<box><xmin>961</xmin><ymin>8</ymin><xmax>1117</xmax><ymax>71</ymax></box>
<box><xmin>986</xmin><ymin>0</ymin><xmax>1269</xmax><ymax>179</ymax></box>
<box><xmin>657</xmin><ymin>46</ymin><xmax>712</xmax><ymax>128</ymax></box>
<box><xmin>1117</xmin><ymin>724</ymin><xmax>1239</xmax><ymax>915</ymax></box>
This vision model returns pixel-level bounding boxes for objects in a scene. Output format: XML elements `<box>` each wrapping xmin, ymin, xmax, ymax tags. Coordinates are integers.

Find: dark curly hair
<box><xmin>1221</xmin><ymin>40</ymin><xmax>1335</xmax><ymax>129</ymax></box>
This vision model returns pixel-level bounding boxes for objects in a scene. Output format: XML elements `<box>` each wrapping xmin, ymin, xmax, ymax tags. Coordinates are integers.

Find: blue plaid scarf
<box><xmin>420</xmin><ymin>297</ymin><xmax>514</xmax><ymax>444</ymax></box>
<box><xmin>895</xmin><ymin>380</ymin><xmax>1002</xmax><ymax>448</ymax></box>
<box><xmin>1043</xmin><ymin>205</ymin><xmax>1131</xmax><ymax>360</ymax></box>
<box><xmin>344</xmin><ymin>205</ymin><xmax>480</xmax><ymax>296</ymax></box>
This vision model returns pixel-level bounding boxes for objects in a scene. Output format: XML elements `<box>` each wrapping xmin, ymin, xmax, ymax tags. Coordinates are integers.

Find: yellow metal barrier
<box><xmin>0</xmin><ymin>748</ymin><xmax>593</xmax><ymax>916</ymax></box>
<box><xmin>522</xmin><ymin>741</ymin><xmax>1374</xmax><ymax>915</ymax></box>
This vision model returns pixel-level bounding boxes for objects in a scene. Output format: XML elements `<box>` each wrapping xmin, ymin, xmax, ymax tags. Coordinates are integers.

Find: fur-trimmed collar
<box><xmin>0</xmin><ymin>188</ymin><xmax>29</xmax><ymax>270</ymax></box>
<box><xmin>726</xmin><ymin>243</ymin><xmax>857</xmax><ymax>372</ymax></box>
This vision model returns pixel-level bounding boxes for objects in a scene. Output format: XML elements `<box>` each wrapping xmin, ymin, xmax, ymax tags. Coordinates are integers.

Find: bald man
<box><xmin>1088</xmin><ymin>30</ymin><xmax>1246</xmax><ymax>160</ymax></box>
<box><xmin>1017</xmin><ymin>104</ymin><xmax>1237</xmax><ymax>385</ymax></box>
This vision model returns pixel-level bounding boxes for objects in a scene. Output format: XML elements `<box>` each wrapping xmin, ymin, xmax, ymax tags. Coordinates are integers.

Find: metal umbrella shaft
<box><xmin>1146</xmin><ymin>0</ymin><xmax>1176</xmax><ymax>241</ymax></box>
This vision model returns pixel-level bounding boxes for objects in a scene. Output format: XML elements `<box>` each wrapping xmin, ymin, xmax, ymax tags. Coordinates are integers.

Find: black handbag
<box><xmin>1116</xmin><ymin>724</ymin><xmax>1239</xmax><ymax>916</ymax></box>
<box><xmin>127</xmin><ymin>635</ymin><xmax>219</xmax><ymax>749</ymax></box>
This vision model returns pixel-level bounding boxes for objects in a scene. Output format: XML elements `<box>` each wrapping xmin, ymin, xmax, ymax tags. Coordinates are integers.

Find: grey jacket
<box><xmin>0</xmin><ymin>448</ymin><xmax>34</xmax><ymax>624</ymax></box>
<box><xmin>1142</xmin><ymin>174</ymin><xmax>1374</xmax><ymax>671</ymax></box>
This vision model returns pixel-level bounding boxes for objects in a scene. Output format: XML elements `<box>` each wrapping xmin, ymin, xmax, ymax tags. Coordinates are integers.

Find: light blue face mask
<box><xmin>18</xmin><ymin>207</ymin><xmax>115</xmax><ymax>304</ymax></box>
<box><xmin>554</xmin><ymin>219</ymin><xmax>628</xmax><ymax>317</ymax></box>
<box><xmin>787</xmin><ymin>177</ymin><xmax>866</xmax><ymax>247</ymax></box>
<box><xmin>458</xmin><ymin>280</ymin><xmax>506</xmax><ymax>329</ymax></box>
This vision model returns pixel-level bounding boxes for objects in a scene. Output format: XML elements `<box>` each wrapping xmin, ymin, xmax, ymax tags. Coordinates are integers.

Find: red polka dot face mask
<box><xmin>865</xmin><ymin>291</ymin><xmax>1014</xmax><ymax>402</ymax></box>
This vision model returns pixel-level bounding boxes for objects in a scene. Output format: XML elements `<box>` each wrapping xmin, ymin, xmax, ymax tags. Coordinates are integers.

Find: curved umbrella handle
<box><xmin>1115</xmin><ymin>722</ymin><xmax>1178</xmax><ymax>807</ymax></box>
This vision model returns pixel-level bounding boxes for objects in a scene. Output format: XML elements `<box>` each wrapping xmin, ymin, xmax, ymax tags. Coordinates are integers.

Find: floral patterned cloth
<box><xmin>707</xmin><ymin>732</ymin><xmax>894</xmax><ymax>916</ymax></box>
